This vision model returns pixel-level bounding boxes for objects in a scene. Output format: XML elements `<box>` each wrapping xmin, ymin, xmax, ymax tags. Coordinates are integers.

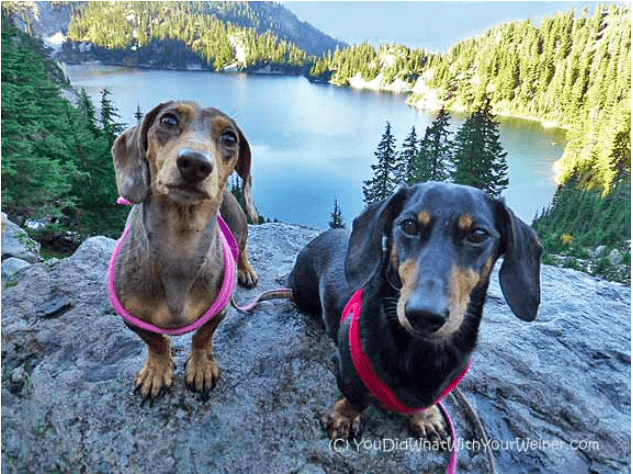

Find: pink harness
<box><xmin>341</xmin><ymin>288</ymin><xmax>471</xmax><ymax>474</ymax></box>
<box><xmin>107</xmin><ymin>199</ymin><xmax>239</xmax><ymax>336</ymax></box>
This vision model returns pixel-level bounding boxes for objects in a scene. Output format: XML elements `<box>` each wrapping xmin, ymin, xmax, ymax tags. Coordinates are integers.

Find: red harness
<box><xmin>341</xmin><ymin>288</ymin><xmax>471</xmax><ymax>473</ymax></box>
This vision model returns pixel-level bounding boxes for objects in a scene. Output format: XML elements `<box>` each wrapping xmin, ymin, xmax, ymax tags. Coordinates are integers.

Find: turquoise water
<box><xmin>64</xmin><ymin>64</ymin><xmax>566</xmax><ymax>227</ymax></box>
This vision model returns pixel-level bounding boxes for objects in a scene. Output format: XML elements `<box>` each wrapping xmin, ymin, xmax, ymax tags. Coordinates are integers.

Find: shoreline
<box><xmin>60</xmin><ymin>58</ymin><xmax>569</xmax><ymax>135</ymax></box>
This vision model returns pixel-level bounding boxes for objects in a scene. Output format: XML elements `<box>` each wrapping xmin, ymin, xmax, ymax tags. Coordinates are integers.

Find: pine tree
<box><xmin>78</xmin><ymin>87</ymin><xmax>99</xmax><ymax>137</ymax></box>
<box><xmin>328</xmin><ymin>198</ymin><xmax>346</xmax><ymax>229</ymax></box>
<box><xmin>363</xmin><ymin>122</ymin><xmax>398</xmax><ymax>204</ymax></box>
<box><xmin>99</xmin><ymin>88</ymin><xmax>125</xmax><ymax>140</ymax></box>
<box><xmin>411</xmin><ymin>107</ymin><xmax>453</xmax><ymax>183</ymax></box>
<box><xmin>451</xmin><ymin>97</ymin><xmax>509</xmax><ymax>197</ymax></box>
<box><xmin>134</xmin><ymin>104</ymin><xmax>144</xmax><ymax>124</ymax></box>
<box><xmin>395</xmin><ymin>126</ymin><xmax>419</xmax><ymax>184</ymax></box>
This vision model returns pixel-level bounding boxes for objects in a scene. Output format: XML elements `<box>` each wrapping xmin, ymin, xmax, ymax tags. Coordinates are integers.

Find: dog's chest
<box><xmin>117</xmin><ymin>227</ymin><xmax>225</xmax><ymax>328</ymax></box>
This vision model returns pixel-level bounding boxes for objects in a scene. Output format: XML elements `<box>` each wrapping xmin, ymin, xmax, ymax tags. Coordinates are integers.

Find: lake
<box><xmin>63</xmin><ymin>64</ymin><xmax>566</xmax><ymax>227</ymax></box>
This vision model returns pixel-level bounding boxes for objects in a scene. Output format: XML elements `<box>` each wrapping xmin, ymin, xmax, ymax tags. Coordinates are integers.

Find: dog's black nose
<box><xmin>177</xmin><ymin>148</ymin><xmax>213</xmax><ymax>183</ymax></box>
<box><xmin>404</xmin><ymin>299</ymin><xmax>449</xmax><ymax>333</ymax></box>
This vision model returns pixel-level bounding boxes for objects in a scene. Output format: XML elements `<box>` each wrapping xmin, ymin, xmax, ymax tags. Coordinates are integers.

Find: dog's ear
<box><xmin>497</xmin><ymin>203</ymin><xmax>542</xmax><ymax>321</ymax></box>
<box><xmin>345</xmin><ymin>186</ymin><xmax>409</xmax><ymax>290</ymax></box>
<box><xmin>234</xmin><ymin>127</ymin><xmax>259</xmax><ymax>223</ymax></box>
<box><xmin>111</xmin><ymin>102</ymin><xmax>169</xmax><ymax>204</ymax></box>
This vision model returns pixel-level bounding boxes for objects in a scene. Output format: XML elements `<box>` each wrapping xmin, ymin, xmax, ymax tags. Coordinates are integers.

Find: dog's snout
<box><xmin>404</xmin><ymin>278</ymin><xmax>449</xmax><ymax>333</ymax></box>
<box><xmin>405</xmin><ymin>302</ymin><xmax>448</xmax><ymax>333</ymax></box>
<box><xmin>177</xmin><ymin>148</ymin><xmax>213</xmax><ymax>183</ymax></box>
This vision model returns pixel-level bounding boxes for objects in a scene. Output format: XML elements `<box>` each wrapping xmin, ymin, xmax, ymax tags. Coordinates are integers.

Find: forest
<box><xmin>1</xmin><ymin>12</ymin><xmax>128</xmax><ymax>250</ymax></box>
<box><xmin>52</xmin><ymin>2</ymin><xmax>632</xmax><ymax>192</ymax></box>
<box><xmin>313</xmin><ymin>5</ymin><xmax>630</xmax><ymax>196</ymax></box>
<box><xmin>1</xmin><ymin>3</ymin><xmax>630</xmax><ymax>279</ymax></box>
<box><xmin>65</xmin><ymin>1</ymin><xmax>310</xmax><ymax>72</ymax></box>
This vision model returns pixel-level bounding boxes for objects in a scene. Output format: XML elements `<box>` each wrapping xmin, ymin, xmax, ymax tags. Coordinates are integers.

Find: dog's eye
<box><xmin>467</xmin><ymin>228</ymin><xmax>489</xmax><ymax>244</ymax></box>
<box><xmin>160</xmin><ymin>113</ymin><xmax>179</xmax><ymax>127</ymax></box>
<box><xmin>220</xmin><ymin>131</ymin><xmax>238</xmax><ymax>148</ymax></box>
<box><xmin>400</xmin><ymin>219</ymin><xmax>420</xmax><ymax>236</ymax></box>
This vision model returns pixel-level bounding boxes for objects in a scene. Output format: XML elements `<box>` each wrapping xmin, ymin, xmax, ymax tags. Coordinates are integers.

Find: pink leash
<box><xmin>107</xmin><ymin>198</ymin><xmax>239</xmax><ymax>335</ymax></box>
<box><xmin>342</xmin><ymin>289</ymin><xmax>470</xmax><ymax>474</ymax></box>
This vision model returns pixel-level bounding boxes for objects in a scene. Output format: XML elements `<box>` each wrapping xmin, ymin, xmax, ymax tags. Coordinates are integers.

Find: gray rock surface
<box><xmin>1</xmin><ymin>213</ymin><xmax>40</xmax><ymax>264</ymax></box>
<box><xmin>1</xmin><ymin>258</ymin><xmax>31</xmax><ymax>280</ymax></box>
<box><xmin>2</xmin><ymin>223</ymin><xmax>630</xmax><ymax>474</ymax></box>
<box><xmin>609</xmin><ymin>249</ymin><xmax>624</xmax><ymax>266</ymax></box>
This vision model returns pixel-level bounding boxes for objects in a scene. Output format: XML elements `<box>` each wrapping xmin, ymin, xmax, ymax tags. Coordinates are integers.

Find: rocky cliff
<box><xmin>2</xmin><ymin>220</ymin><xmax>630</xmax><ymax>474</ymax></box>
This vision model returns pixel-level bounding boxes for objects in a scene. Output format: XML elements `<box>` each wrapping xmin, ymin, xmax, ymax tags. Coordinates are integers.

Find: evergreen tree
<box><xmin>395</xmin><ymin>126</ymin><xmax>419</xmax><ymax>184</ymax></box>
<box><xmin>78</xmin><ymin>87</ymin><xmax>99</xmax><ymax>136</ymax></box>
<box><xmin>363</xmin><ymin>122</ymin><xmax>398</xmax><ymax>204</ymax></box>
<box><xmin>134</xmin><ymin>104</ymin><xmax>143</xmax><ymax>124</ymax></box>
<box><xmin>410</xmin><ymin>107</ymin><xmax>453</xmax><ymax>183</ymax></box>
<box><xmin>99</xmin><ymin>88</ymin><xmax>125</xmax><ymax>140</ymax></box>
<box><xmin>328</xmin><ymin>198</ymin><xmax>346</xmax><ymax>229</ymax></box>
<box><xmin>451</xmin><ymin>97</ymin><xmax>509</xmax><ymax>197</ymax></box>
<box><xmin>1</xmin><ymin>12</ymin><xmax>127</xmax><ymax>240</ymax></box>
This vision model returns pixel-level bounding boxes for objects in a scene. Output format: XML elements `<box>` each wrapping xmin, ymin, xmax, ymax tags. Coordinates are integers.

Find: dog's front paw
<box><xmin>322</xmin><ymin>398</ymin><xmax>363</xmax><ymax>440</ymax></box>
<box><xmin>408</xmin><ymin>405</ymin><xmax>449</xmax><ymax>442</ymax></box>
<box><xmin>134</xmin><ymin>353</ymin><xmax>175</xmax><ymax>402</ymax></box>
<box><xmin>237</xmin><ymin>251</ymin><xmax>258</xmax><ymax>288</ymax></box>
<box><xmin>185</xmin><ymin>354</ymin><xmax>221</xmax><ymax>399</ymax></box>
<box><xmin>238</xmin><ymin>267</ymin><xmax>258</xmax><ymax>288</ymax></box>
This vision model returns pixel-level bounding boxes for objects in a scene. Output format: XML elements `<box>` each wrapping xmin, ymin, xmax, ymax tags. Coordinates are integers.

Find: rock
<box><xmin>594</xmin><ymin>245</ymin><xmax>607</xmax><ymax>258</ymax></box>
<box><xmin>1</xmin><ymin>213</ymin><xmax>40</xmax><ymax>263</ymax></box>
<box><xmin>608</xmin><ymin>249</ymin><xmax>623</xmax><ymax>266</ymax></box>
<box><xmin>2</xmin><ymin>257</ymin><xmax>31</xmax><ymax>280</ymax></box>
<box><xmin>1</xmin><ymin>223</ymin><xmax>630</xmax><ymax>474</ymax></box>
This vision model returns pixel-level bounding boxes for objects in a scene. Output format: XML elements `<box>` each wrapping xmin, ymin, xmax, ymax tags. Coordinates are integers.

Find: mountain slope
<box><xmin>4</xmin><ymin>1</ymin><xmax>346</xmax><ymax>58</ymax></box>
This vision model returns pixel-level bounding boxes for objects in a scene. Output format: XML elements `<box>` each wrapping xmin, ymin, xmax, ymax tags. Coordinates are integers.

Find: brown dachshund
<box><xmin>110</xmin><ymin>101</ymin><xmax>258</xmax><ymax>403</ymax></box>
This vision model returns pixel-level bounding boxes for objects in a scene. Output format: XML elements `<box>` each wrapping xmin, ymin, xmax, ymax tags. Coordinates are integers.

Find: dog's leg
<box><xmin>129</xmin><ymin>326</ymin><xmax>175</xmax><ymax>401</ymax></box>
<box><xmin>408</xmin><ymin>405</ymin><xmax>449</xmax><ymax>441</ymax></box>
<box><xmin>237</xmin><ymin>245</ymin><xmax>258</xmax><ymax>288</ymax></box>
<box><xmin>185</xmin><ymin>313</ymin><xmax>224</xmax><ymax>399</ymax></box>
<box><xmin>322</xmin><ymin>397</ymin><xmax>363</xmax><ymax>440</ymax></box>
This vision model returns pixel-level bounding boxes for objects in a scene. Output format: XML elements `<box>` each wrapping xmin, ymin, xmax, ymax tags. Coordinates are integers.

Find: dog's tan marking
<box><xmin>396</xmin><ymin>259</ymin><xmax>419</xmax><ymax>332</ymax></box>
<box><xmin>482</xmin><ymin>257</ymin><xmax>494</xmax><ymax>279</ymax></box>
<box><xmin>132</xmin><ymin>333</ymin><xmax>174</xmax><ymax>398</ymax></box>
<box><xmin>322</xmin><ymin>398</ymin><xmax>363</xmax><ymax>440</ymax></box>
<box><xmin>437</xmin><ymin>265</ymin><xmax>480</xmax><ymax>336</ymax></box>
<box><xmin>390</xmin><ymin>242</ymin><xmax>400</xmax><ymax>271</ymax></box>
<box><xmin>458</xmin><ymin>214</ymin><xmax>475</xmax><ymax>230</ymax></box>
<box><xmin>418</xmin><ymin>211</ymin><xmax>431</xmax><ymax>226</ymax></box>
<box><xmin>174</xmin><ymin>103</ymin><xmax>196</xmax><ymax>121</ymax></box>
<box><xmin>212</xmin><ymin>115</ymin><xmax>236</xmax><ymax>136</ymax></box>
<box><xmin>185</xmin><ymin>314</ymin><xmax>224</xmax><ymax>393</ymax></box>
<box><xmin>237</xmin><ymin>247</ymin><xmax>258</xmax><ymax>287</ymax></box>
<box><xmin>408</xmin><ymin>405</ymin><xmax>449</xmax><ymax>440</ymax></box>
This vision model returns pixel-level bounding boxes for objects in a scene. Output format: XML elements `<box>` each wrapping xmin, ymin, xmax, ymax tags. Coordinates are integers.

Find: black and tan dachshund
<box><xmin>288</xmin><ymin>182</ymin><xmax>542</xmax><ymax>440</ymax></box>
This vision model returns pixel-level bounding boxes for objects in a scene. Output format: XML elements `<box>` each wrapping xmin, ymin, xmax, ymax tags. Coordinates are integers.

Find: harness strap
<box><xmin>341</xmin><ymin>288</ymin><xmax>470</xmax><ymax>474</ymax></box>
<box><xmin>107</xmin><ymin>201</ymin><xmax>238</xmax><ymax>335</ymax></box>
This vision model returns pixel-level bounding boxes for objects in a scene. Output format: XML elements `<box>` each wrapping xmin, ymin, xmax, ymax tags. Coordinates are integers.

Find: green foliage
<box><xmin>65</xmin><ymin>1</ymin><xmax>309</xmax><ymax>72</ymax></box>
<box><xmin>533</xmin><ymin>177</ymin><xmax>631</xmax><ymax>249</ymax></box>
<box><xmin>532</xmin><ymin>175</ymin><xmax>631</xmax><ymax>281</ymax></box>
<box><xmin>364</xmin><ymin>104</ymin><xmax>508</xmax><ymax>204</ymax></box>
<box><xmin>363</xmin><ymin>122</ymin><xmax>399</xmax><ymax>204</ymax></box>
<box><xmin>1</xmin><ymin>12</ymin><xmax>127</xmax><ymax>243</ymax></box>
<box><xmin>410</xmin><ymin>107</ymin><xmax>452</xmax><ymax>184</ymax></box>
<box><xmin>328</xmin><ymin>198</ymin><xmax>346</xmax><ymax>229</ymax></box>
<box><xmin>308</xmin><ymin>4</ymin><xmax>630</xmax><ymax>195</ymax></box>
<box><xmin>450</xmin><ymin>97</ymin><xmax>509</xmax><ymax>197</ymax></box>
<box><xmin>396</xmin><ymin>126</ymin><xmax>419</xmax><ymax>184</ymax></box>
